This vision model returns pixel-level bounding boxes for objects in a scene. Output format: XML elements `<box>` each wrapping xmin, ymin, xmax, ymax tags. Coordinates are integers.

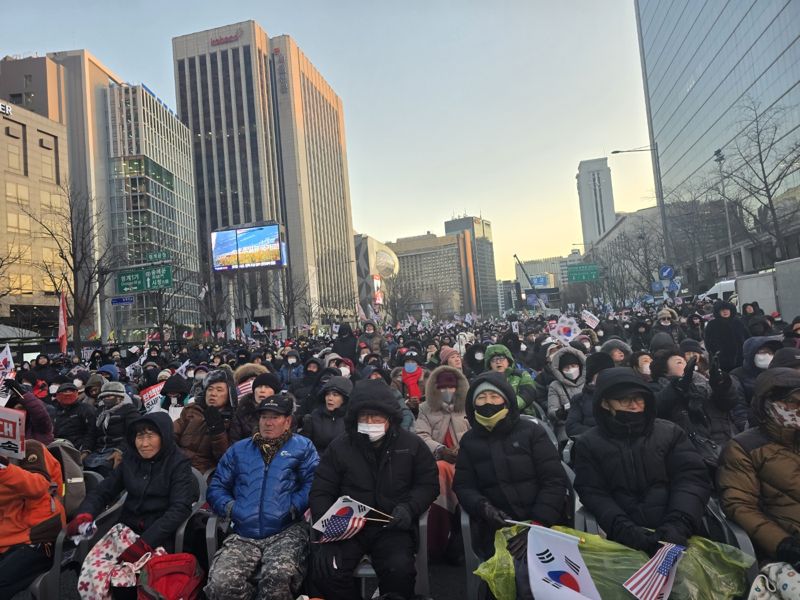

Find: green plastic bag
<box><xmin>475</xmin><ymin>525</ymin><xmax>754</xmax><ymax>600</ymax></box>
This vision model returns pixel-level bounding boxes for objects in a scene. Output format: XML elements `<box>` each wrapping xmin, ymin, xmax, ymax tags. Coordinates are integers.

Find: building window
<box><xmin>7</xmin><ymin>212</ymin><xmax>31</xmax><ymax>234</ymax></box>
<box><xmin>7</xmin><ymin>144</ymin><xmax>21</xmax><ymax>170</ymax></box>
<box><xmin>9</xmin><ymin>93</ymin><xmax>22</xmax><ymax>105</ymax></box>
<box><xmin>41</xmin><ymin>153</ymin><xmax>55</xmax><ymax>180</ymax></box>
<box><xmin>6</xmin><ymin>182</ymin><xmax>29</xmax><ymax>204</ymax></box>
<box><xmin>9</xmin><ymin>273</ymin><xmax>33</xmax><ymax>294</ymax></box>
<box><xmin>8</xmin><ymin>242</ymin><xmax>31</xmax><ymax>263</ymax></box>
<box><xmin>23</xmin><ymin>74</ymin><xmax>32</xmax><ymax>88</ymax></box>
<box><xmin>23</xmin><ymin>92</ymin><xmax>35</xmax><ymax>108</ymax></box>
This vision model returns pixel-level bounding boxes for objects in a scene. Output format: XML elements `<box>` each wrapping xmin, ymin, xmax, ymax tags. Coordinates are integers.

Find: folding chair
<box><xmin>174</xmin><ymin>467</ymin><xmax>208</xmax><ymax>553</ymax></box>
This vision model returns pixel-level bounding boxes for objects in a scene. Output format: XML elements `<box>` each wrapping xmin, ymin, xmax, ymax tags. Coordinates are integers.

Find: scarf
<box><xmin>402</xmin><ymin>367</ymin><xmax>424</xmax><ymax>399</ymax></box>
<box><xmin>252</xmin><ymin>430</ymin><xmax>292</xmax><ymax>465</ymax></box>
<box><xmin>96</xmin><ymin>397</ymin><xmax>133</xmax><ymax>429</ymax></box>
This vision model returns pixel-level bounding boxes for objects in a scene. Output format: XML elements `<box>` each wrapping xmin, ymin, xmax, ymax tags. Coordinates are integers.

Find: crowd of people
<box><xmin>1</xmin><ymin>298</ymin><xmax>799</xmax><ymax>599</ymax></box>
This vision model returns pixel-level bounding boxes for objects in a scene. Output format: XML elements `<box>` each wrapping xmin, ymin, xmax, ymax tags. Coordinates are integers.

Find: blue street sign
<box><xmin>659</xmin><ymin>265</ymin><xmax>675</xmax><ymax>280</ymax></box>
<box><xmin>651</xmin><ymin>281</ymin><xmax>664</xmax><ymax>293</ymax></box>
<box><xmin>668</xmin><ymin>279</ymin><xmax>680</xmax><ymax>292</ymax></box>
<box><xmin>111</xmin><ymin>296</ymin><xmax>135</xmax><ymax>306</ymax></box>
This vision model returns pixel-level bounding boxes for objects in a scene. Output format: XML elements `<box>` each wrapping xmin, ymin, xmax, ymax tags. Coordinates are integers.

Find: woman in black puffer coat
<box><xmin>453</xmin><ymin>371</ymin><xmax>569</xmax><ymax>558</ymax></box>
<box><xmin>301</xmin><ymin>376</ymin><xmax>353</xmax><ymax>454</ymax></box>
<box><xmin>573</xmin><ymin>368</ymin><xmax>712</xmax><ymax>554</ymax></box>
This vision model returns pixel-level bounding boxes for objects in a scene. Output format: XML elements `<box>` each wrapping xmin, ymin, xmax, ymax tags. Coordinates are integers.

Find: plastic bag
<box><xmin>553</xmin><ymin>526</ymin><xmax>754</xmax><ymax>600</ymax></box>
<box><xmin>474</xmin><ymin>525</ymin><xmax>525</xmax><ymax>600</ymax></box>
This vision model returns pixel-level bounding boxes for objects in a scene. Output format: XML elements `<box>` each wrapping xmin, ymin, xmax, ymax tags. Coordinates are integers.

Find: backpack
<box><xmin>47</xmin><ymin>438</ymin><xmax>86</xmax><ymax>517</ymax></box>
<box><xmin>137</xmin><ymin>553</ymin><xmax>204</xmax><ymax>600</ymax></box>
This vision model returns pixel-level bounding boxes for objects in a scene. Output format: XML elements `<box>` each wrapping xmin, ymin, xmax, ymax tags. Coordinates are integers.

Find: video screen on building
<box><xmin>211</xmin><ymin>223</ymin><xmax>287</xmax><ymax>271</ymax></box>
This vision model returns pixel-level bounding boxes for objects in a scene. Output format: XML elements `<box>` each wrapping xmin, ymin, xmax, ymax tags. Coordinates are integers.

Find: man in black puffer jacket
<box><xmin>453</xmin><ymin>371</ymin><xmax>569</xmax><ymax>560</ymax></box>
<box><xmin>67</xmin><ymin>412</ymin><xmax>197</xmax><ymax>554</ymax></box>
<box><xmin>573</xmin><ymin>368</ymin><xmax>711</xmax><ymax>555</ymax></box>
<box><xmin>309</xmin><ymin>379</ymin><xmax>438</xmax><ymax>600</ymax></box>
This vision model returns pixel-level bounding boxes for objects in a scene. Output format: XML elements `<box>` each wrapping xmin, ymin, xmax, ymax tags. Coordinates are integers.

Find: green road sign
<box><xmin>116</xmin><ymin>265</ymin><xmax>173</xmax><ymax>294</ymax></box>
<box><xmin>567</xmin><ymin>264</ymin><xmax>600</xmax><ymax>283</ymax></box>
<box><xmin>146</xmin><ymin>251</ymin><xmax>170</xmax><ymax>262</ymax></box>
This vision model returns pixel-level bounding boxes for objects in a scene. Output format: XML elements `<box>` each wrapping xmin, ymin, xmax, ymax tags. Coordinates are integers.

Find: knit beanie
<box><xmin>438</xmin><ymin>346</ymin><xmax>460</xmax><ymax>366</ymax></box>
<box><xmin>585</xmin><ymin>352</ymin><xmax>615</xmax><ymax>383</ymax></box>
<box><xmin>472</xmin><ymin>380</ymin><xmax>508</xmax><ymax>404</ymax></box>
<box><xmin>252</xmin><ymin>372</ymin><xmax>282</xmax><ymax>395</ymax></box>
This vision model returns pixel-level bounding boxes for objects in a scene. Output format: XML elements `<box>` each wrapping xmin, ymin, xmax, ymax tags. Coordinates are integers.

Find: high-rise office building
<box><xmin>444</xmin><ymin>216</ymin><xmax>499</xmax><ymax>316</ymax></box>
<box><xmin>635</xmin><ymin>1</ymin><xmax>800</xmax><ymax>288</ymax></box>
<box><xmin>172</xmin><ymin>21</ymin><xmax>358</xmax><ymax>327</ymax></box>
<box><xmin>576</xmin><ymin>158</ymin><xmax>616</xmax><ymax>247</ymax></box>
<box><xmin>106</xmin><ymin>83</ymin><xmax>201</xmax><ymax>334</ymax></box>
<box><xmin>0</xmin><ymin>101</ymin><xmax>68</xmax><ymax>333</ymax></box>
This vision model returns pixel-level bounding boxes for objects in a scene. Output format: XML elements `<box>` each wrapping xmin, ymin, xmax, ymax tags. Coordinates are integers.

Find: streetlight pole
<box><xmin>611</xmin><ymin>144</ymin><xmax>672</xmax><ymax>263</ymax></box>
<box><xmin>713</xmin><ymin>149</ymin><xmax>738</xmax><ymax>278</ymax></box>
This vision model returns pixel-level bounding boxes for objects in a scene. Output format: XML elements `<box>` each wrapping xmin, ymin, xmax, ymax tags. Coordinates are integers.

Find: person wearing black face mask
<box><xmin>573</xmin><ymin>367</ymin><xmax>711</xmax><ymax>555</ymax></box>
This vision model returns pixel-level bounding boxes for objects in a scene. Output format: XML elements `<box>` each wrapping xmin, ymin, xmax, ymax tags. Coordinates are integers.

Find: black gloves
<box><xmin>205</xmin><ymin>406</ymin><xmax>225</xmax><ymax>435</ymax></box>
<box><xmin>708</xmin><ymin>353</ymin><xmax>730</xmax><ymax>391</ymax></box>
<box><xmin>3</xmin><ymin>379</ymin><xmax>26</xmax><ymax>398</ymax></box>
<box><xmin>387</xmin><ymin>503</ymin><xmax>413</xmax><ymax>530</ymax></box>
<box><xmin>776</xmin><ymin>536</ymin><xmax>800</xmax><ymax>566</ymax></box>
<box><xmin>479</xmin><ymin>499</ymin><xmax>511</xmax><ymax>529</ymax></box>
<box><xmin>507</xmin><ymin>529</ymin><xmax>529</xmax><ymax>560</ymax></box>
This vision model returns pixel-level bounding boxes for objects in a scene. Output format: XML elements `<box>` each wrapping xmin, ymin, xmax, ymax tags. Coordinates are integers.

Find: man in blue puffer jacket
<box><xmin>205</xmin><ymin>392</ymin><xmax>319</xmax><ymax>600</ymax></box>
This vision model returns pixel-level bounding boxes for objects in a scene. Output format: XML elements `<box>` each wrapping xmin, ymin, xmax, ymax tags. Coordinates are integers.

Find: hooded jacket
<box><xmin>0</xmin><ymin>440</ymin><xmax>65</xmax><ymax>553</ymax></box>
<box><xmin>483</xmin><ymin>344</ymin><xmax>540</xmax><ymax>415</ymax></box>
<box><xmin>573</xmin><ymin>368</ymin><xmax>711</xmax><ymax>552</ymax></box>
<box><xmin>78</xmin><ymin>412</ymin><xmax>196</xmax><ymax>549</ymax></box>
<box><xmin>453</xmin><ymin>372</ymin><xmax>569</xmax><ymax>555</ymax></box>
<box><xmin>309</xmin><ymin>379</ymin><xmax>439</xmax><ymax>528</ymax></box>
<box><xmin>208</xmin><ymin>430</ymin><xmax>319</xmax><ymax>540</ymax></box>
<box><xmin>357</xmin><ymin>320</ymin><xmax>388</xmax><ymax>356</ymax></box>
<box><xmin>301</xmin><ymin>376</ymin><xmax>353</xmax><ymax>454</ymax></box>
<box><xmin>652</xmin><ymin>308</ymin><xmax>686</xmax><ymax>345</ymax></box>
<box><xmin>8</xmin><ymin>390</ymin><xmax>54</xmax><ymax>445</ymax></box>
<box><xmin>416</xmin><ymin>365</ymin><xmax>470</xmax><ymax>454</ymax></box>
<box><xmin>717</xmin><ymin>368</ymin><xmax>800</xmax><ymax>557</ymax></box>
<box><xmin>53</xmin><ymin>397</ymin><xmax>97</xmax><ymax>452</ymax></box>
<box><xmin>546</xmin><ymin>346</ymin><xmax>587</xmax><ymax>423</ymax></box>
<box><xmin>278</xmin><ymin>351</ymin><xmax>304</xmax><ymax>388</ymax></box>
<box><xmin>173</xmin><ymin>369</ymin><xmax>234</xmax><ymax>473</ymax></box>
<box><xmin>704</xmin><ymin>301</ymin><xmax>749</xmax><ymax>371</ymax></box>
<box><xmin>730</xmin><ymin>336</ymin><xmax>784</xmax><ymax>427</ymax></box>
<box><xmin>331</xmin><ymin>323</ymin><xmax>358</xmax><ymax>363</ymax></box>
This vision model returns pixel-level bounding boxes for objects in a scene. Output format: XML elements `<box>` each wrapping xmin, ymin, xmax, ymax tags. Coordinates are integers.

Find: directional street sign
<box><xmin>658</xmin><ymin>264</ymin><xmax>675</xmax><ymax>280</ymax></box>
<box><xmin>567</xmin><ymin>264</ymin><xmax>600</xmax><ymax>283</ymax></box>
<box><xmin>116</xmin><ymin>265</ymin><xmax>173</xmax><ymax>294</ymax></box>
<box><xmin>111</xmin><ymin>296</ymin><xmax>135</xmax><ymax>306</ymax></box>
<box><xmin>146</xmin><ymin>251</ymin><xmax>170</xmax><ymax>262</ymax></box>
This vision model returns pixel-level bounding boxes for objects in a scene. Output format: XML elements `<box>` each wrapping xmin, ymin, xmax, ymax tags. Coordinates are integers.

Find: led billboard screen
<box><xmin>211</xmin><ymin>223</ymin><xmax>287</xmax><ymax>271</ymax></box>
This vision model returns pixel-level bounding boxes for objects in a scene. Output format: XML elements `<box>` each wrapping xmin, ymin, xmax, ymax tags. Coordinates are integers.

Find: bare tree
<box><xmin>382</xmin><ymin>272</ymin><xmax>416</xmax><ymax>324</ymax></box>
<box><xmin>0</xmin><ymin>240</ymin><xmax>27</xmax><ymax>300</ymax></box>
<box><xmin>269</xmin><ymin>270</ymin><xmax>312</xmax><ymax>337</ymax></box>
<box><xmin>147</xmin><ymin>256</ymin><xmax>200</xmax><ymax>345</ymax></box>
<box><xmin>25</xmin><ymin>182</ymin><xmax>112</xmax><ymax>353</ymax></box>
<box><xmin>719</xmin><ymin>99</ymin><xmax>800</xmax><ymax>261</ymax></box>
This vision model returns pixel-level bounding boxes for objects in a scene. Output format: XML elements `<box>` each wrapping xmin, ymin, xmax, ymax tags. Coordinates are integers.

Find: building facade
<box><xmin>514</xmin><ymin>249</ymin><xmax>583</xmax><ymax>290</ymax></box>
<box><xmin>353</xmin><ymin>233</ymin><xmax>399</xmax><ymax>320</ymax></box>
<box><xmin>444</xmin><ymin>216</ymin><xmax>499</xmax><ymax>316</ymax></box>
<box><xmin>635</xmin><ymin>0</ymin><xmax>800</xmax><ymax>290</ymax></box>
<box><xmin>0</xmin><ymin>102</ymin><xmax>68</xmax><ymax>334</ymax></box>
<box><xmin>172</xmin><ymin>21</ymin><xmax>359</xmax><ymax>328</ymax></box>
<box><xmin>576</xmin><ymin>158</ymin><xmax>616</xmax><ymax>247</ymax></box>
<box><xmin>387</xmin><ymin>232</ymin><xmax>476</xmax><ymax>317</ymax></box>
<box><xmin>106</xmin><ymin>83</ymin><xmax>201</xmax><ymax>337</ymax></box>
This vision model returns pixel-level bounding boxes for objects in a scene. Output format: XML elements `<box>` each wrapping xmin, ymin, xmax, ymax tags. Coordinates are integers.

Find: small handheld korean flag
<box><xmin>313</xmin><ymin>496</ymin><xmax>372</xmax><ymax>542</ymax></box>
<box><xmin>554</xmin><ymin>315</ymin><xmax>581</xmax><ymax>346</ymax></box>
<box><xmin>527</xmin><ymin>525</ymin><xmax>601</xmax><ymax>600</ymax></box>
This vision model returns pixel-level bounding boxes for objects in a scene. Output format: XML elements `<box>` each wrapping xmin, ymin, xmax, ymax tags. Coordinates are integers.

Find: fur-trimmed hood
<box><xmin>548</xmin><ymin>345</ymin><xmax>586</xmax><ymax>388</ymax></box>
<box><xmin>424</xmin><ymin>365</ymin><xmax>469</xmax><ymax>412</ymax></box>
<box><xmin>233</xmin><ymin>363</ymin><xmax>268</xmax><ymax>385</ymax></box>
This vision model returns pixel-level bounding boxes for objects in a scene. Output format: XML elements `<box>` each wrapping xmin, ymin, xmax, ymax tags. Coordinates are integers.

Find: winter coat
<box><xmin>301</xmin><ymin>377</ymin><xmax>353</xmax><ymax>454</ymax></box>
<box><xmin>11</xmin><ymin>391</ymin><xmax>54</xmax><ymax>445</ymax></box>
<box><xmin>78</xmin><ymin>412</ymin><xmax>196</xmax><ymax>549</ymax></box>
<box><xmin>717</xmin><ymin>368</ymin><xmax>800</xmax><ymax>558</ymax></box>
<box><xmin>704</xmin><ymin>301</ymin><xmax>749</xmax><ymax>371</ymax></box>
<box><xmin>483</xmin><ymin>344</ymin><xmax>539</xmax><ymax>415</ymax></box>
<box><xmin>228</xmin><ymin>392</ymin><xmax>259</xmax><ymax>443</ymax></box>
<box><xmin>546</xmin><ymin>346</ymin><xmax>587</xmax><ymax>423</ymax></box>
<box><xmin>454</xmin><ymin>372</ymin><xmax>569</xmax><ymax>555</ymax></box>
<box><xmin>331</xmin><ymin>324</ymin><xmax>358</xmax><ymax>363</ymax></box>
<box><xmin>53</xmin><ymin>400</ymin><xmax>97</xmax><ymax>452</ymax></box>
<box><xmin>730</xmin><ymin>335</ymin><xmax>784</xmax><ymax>428</ymax></box>
<box><xmin>0</xmin><ymin>441</ymin><xmax>65</xmax><ymax>553</ymax></box>
<box><xmin>208</xmin><ymin>434</ymin><xmax>319</xmax><ymax>539</ymax></box>
<box><xmin>416</xmin><ymin>365</ymin><xmax>470</xmax><ymax>453</ymax></box>
<box><xmin>565</xmin><ymin>385</ymin><xmax>596</xmax><ymax>438</ymax></box>
<box><xmin>173</xmin><ymin>401</ymin><xmax>232</xmax><ymax>473</ymax></box>
<box><xmin>573</xmin><ymin>368</ymin><xmax>711</xmax><ymax>551</ymax></box>
<box><xmin>278</xmin><ymin>361</ymin><xmax>304</xmax><ymax>389</ymax></box>
<box><xmin>94</xmin><ymin>400</ymin><xmax>139</xmax><ymax>453</ymax></box>
<box><xmin>357</xmin><ymin>321</ymin><xmax>388</xmax><ymax>356</ymax></box>
<box><xmin>309</xmin><ymin>379</ymin><xmax>438</xmax><ymax>526</ymax></box>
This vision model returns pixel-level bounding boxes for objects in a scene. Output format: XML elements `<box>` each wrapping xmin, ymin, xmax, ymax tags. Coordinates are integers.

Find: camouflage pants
<box><xmin>204</xmin><ymin>520</ymin><xmax>308</xmax><ymax>600</ymax></box>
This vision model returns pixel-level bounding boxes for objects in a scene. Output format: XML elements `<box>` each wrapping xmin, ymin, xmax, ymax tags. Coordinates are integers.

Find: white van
<box><xmin>701</xmin><ymin>279</ymin><xmax>736</xmax><ymax>301</ymax></box>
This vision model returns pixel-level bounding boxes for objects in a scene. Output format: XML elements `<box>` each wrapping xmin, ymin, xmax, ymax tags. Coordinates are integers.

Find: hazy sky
<box><xmin>4</xmin><ymin>0</ymin><xmax>656</xmax><ymax>280</ymax></box>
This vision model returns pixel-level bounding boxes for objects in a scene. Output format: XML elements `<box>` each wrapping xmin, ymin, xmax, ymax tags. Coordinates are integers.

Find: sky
<box><xmin>4</xmin><ymin>0</ymin><xmax>656</xmax><ymax>280</ymax></box>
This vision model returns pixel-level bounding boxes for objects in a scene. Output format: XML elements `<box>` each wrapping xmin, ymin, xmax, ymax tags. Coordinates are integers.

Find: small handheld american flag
<box><xmin>623</xmin><ymin>542</ymin><xmax>685</xmax><ymax>600</ymax></box>
<box><xmin>317</xmin><ymin>506</ymin><xmax>367</xmax><ymax>542</ymax></box>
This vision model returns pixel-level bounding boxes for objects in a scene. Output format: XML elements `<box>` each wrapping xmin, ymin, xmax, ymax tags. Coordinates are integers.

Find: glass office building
<box><xmin>635</xmin><ymin>1</ymin><xmax>800</xmax><ymax>289</ymax></box>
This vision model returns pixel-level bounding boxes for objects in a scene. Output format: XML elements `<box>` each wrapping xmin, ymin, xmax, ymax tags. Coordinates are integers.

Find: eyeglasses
<box><xmin>358</xmin><ymin>413</ymin><xmax>388</xmax><ymax>424</ymax></box>
<box><xmin>490</xmin><ymin>356</ymin><xmax>507</xmax><ymax>363</ymax></box>
<box><xmin>610</xmin><ymin>395</ymin><xmax>646</xmax><ymax>408</ymax></box>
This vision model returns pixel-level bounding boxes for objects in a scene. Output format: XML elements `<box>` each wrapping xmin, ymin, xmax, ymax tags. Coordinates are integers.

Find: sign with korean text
<box><xmin>567</xmin><ymin>264</ymin><xmax>599</xmax><ymax>283</ymax></box>
<box><xmin>580</xmin><ymin>310</ymin><xmax>600</xmax><ymax>330</ymax></box>
<box><xmin>0</xmin><ymin>406</ymin><xmax>25</xmax><ymax>459</ymax></box>
<box><xmin>141</xmin><ymin>382</ymin><xmax>166</xmax><ymax>413</ymax></box>
<box><xmin>116</xmin><ymin>265</ymin><xmax>173</xmax><ymax>294</ymax></box>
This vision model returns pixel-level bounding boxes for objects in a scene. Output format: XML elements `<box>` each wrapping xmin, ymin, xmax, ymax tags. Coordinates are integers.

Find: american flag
<box><xmin>317</xmin><ymin>506</ymin><xmax>366</xmax><ymax>542</ymax></box>
<box><xmin>237</xmin><ymin>379</ymin><xmax>254</xmax><ymax>398</ymax></box>
<box><xmin>623</xmin><ymin>543</ymin><xmax>685</xmax><ymax>600</ymax></box>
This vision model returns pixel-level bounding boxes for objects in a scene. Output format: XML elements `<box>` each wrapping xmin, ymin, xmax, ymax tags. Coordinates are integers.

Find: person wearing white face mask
<box><xmin>730</xmin><ymin>336</ymin><xmax>785</xmax><ymax>427</ymax></box>
<box><xmin>546</xmin><ymin>347</ymin><xmax>586</xmax><ymax>441</ymax></box>
<box><xmin>309</xmin><ymin>379</ymin><xmax>438</xmax><ymax>600</ymax></box>
<box><xmin>416</xmin><ymin>366</ymin><xmax>471</xmax><ymax>563</ymax></box>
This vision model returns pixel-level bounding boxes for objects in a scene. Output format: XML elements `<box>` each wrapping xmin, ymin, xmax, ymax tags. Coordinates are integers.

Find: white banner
<box><xmin>141</xmin><ymin>382</ymin><xmax>166</xmax><ymax>412</ymax></box>
<box><xmin>580</xmin><ymin>310</ymin><xmax>599</xmax><ymax>330</ymax></box>
<box><xmin>0</xmin><ymin>406</ymin><xmax>26</xmax><ymax>459</ymax></box>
